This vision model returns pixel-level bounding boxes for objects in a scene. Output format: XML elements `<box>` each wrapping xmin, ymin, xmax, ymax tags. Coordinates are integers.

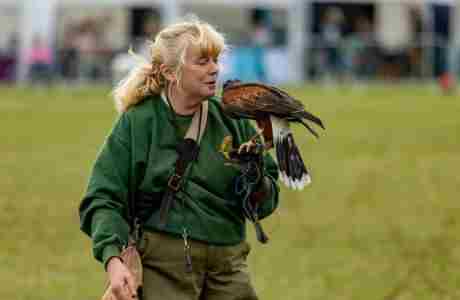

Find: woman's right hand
<box><xmin>106</xmin><ymin>257</ymin><xmax>138</xmax><ymax>300</ymax></box>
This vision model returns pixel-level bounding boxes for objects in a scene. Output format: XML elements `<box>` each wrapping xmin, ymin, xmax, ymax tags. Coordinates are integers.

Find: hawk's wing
<box><xmin>221</xmin><ymin>83</ymin><xmax>303</xmax><ymax>119</ymax></box>
<box><xmin>221</xmin><ymin>83</ymin><xmax>324</xmax><ymax>130</ymax></box>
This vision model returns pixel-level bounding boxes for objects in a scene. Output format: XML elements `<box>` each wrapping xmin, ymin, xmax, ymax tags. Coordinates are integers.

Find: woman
<box><xmin>79</xmin><ymin>18</ymin><xmax>280</xmax><ymax>300</ymax></box>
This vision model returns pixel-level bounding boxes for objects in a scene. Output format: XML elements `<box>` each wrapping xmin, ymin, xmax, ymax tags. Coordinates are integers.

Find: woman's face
<box><xmin>177</xmin><ymin>45</ymin><xmax>220</xmax><ymax>100</ymax></box>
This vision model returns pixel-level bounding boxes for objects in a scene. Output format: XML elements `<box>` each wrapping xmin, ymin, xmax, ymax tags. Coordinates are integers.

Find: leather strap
<box><xmin>185</xmin><ymin>101</ymin><xmax>208</xmax><ymax>144</ymax></box>
<box><xmin>158</xmin><ymin>98</ymin><xmax>209</xmax><ymax>227</ymax></box>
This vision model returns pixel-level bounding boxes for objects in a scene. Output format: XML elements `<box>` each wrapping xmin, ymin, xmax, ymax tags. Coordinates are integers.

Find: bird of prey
<box><xmin>220</xmin><ymin>80</ymin><xmax>325</xmax><ymax>190</ymax></box>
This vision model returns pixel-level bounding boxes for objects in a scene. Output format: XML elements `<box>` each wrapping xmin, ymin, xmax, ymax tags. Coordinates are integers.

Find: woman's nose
<box><xmin>209</xmin><ymin>61</ymin><xmax>219</xmax><ymax>74</ymax></box>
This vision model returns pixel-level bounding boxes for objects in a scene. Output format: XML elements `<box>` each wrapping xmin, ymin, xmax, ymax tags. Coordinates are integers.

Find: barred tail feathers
<box><xmin>271</xmin><ymin>115</ymin><xmax>311</xmax><ymax>190</ymax></box>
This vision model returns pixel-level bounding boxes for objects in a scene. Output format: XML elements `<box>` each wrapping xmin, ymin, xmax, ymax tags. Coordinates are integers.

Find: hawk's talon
<box><xmin>238</xmin><ymin>128</ymin><xmax>264</xmax><ymax>154</ymax></box>
<box><xmin>238</xmin><ymin>141</ymin><xmax>256</xmax><ymax>154</ymax></box>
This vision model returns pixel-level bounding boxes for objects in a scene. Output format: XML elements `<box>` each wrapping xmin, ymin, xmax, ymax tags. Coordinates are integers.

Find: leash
<box><xmin>233</xmin><ymin>160</ymin><xmax>269</xmax><ymax>244</ymax></box>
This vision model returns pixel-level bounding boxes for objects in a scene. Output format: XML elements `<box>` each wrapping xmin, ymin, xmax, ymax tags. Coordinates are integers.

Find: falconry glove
<box><xmin>231</xmin><ymin>141</ymin><xmax>270</xmax><ymax>243</ymax></box>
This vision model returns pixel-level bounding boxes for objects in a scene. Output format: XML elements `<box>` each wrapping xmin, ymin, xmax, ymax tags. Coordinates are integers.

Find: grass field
<box><xmin>1</xmin><ymin>84</ymin><xmax>460</xmax><ymax>300</ymax></box>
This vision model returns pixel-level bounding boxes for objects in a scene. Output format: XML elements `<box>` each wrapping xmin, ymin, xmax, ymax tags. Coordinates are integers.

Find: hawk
<box><xmin>220</xmin><ymin>80</ymin><xmax>325</xmax><ymax>190</ymax></box>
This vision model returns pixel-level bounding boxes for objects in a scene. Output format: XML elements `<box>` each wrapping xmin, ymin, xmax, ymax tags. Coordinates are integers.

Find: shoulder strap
<box><xmin>158</xmin><ymin>100</ymin><xmax>209</xmax><ymax>227</ymax></box>
<box><xmin>185</xmin><ymin>100</ymin><xmax>208</xmax><ymax>143</ymax></box>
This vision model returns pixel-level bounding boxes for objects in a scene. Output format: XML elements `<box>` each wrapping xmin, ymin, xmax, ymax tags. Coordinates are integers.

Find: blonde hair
<box><xmin>113</xmin><ymin>17</ymin><xmax>226</xmax><ymax>113</ymax></box>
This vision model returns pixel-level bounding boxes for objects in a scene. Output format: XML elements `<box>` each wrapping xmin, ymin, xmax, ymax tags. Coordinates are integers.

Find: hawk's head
<box><xmin>223</xmin><ymin>79</ymin><xmax>242</xmax><ymax>91</ymax></box>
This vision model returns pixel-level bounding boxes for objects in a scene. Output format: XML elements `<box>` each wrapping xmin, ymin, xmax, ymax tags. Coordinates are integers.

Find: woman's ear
<box><xmin>160</xmin><ymin>64</ymin><xmax>176</xmax><ymax>82</ymax></box>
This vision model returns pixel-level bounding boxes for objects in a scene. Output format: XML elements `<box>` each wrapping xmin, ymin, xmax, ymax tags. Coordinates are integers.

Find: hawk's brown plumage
<box><xmin>221</xmin><ymin>80</ymin><xmax>325</xmax><ymax>190</ymax></box>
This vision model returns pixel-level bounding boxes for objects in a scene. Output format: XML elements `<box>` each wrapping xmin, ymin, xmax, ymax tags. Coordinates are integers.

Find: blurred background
<box><xmin>1</xmin><ymin>1</ymin><xmax>460</xmax><ymax>300</ymax></box>
<box><xmin>0</xmin><ymin>0</ymin><xmax>459</xmax><ymax>87</ymax></box>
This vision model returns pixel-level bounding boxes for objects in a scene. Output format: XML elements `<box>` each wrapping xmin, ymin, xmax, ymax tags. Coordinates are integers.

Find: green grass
<box><xmin>1</xmin><ymin>84</ymin><xmax>460</xmax><ymax>300</ymax></box>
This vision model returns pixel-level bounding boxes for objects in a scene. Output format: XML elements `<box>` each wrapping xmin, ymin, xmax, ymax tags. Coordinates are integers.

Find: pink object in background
<box><xmin>27</xmin><ymin>46</ymin><xmax>53</xmax><ymax>65</ymax></box>
<box><xmin>27</xmin><ymin>37</ymin><xmax>53</xmax><ymax>65</ymax></box>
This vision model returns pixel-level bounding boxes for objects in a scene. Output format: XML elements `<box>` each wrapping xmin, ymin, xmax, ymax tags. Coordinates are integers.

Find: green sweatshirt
<box><xmin>79</xmin><ymin>95</ymin><xmax>280</xmax><ymax>267</ymax></box>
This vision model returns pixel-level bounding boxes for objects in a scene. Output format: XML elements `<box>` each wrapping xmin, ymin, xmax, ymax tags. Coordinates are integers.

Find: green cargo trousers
<box><xmin>138</xmin><ymin>230</ymin><xmax>258</xmax><ymax>300</ymax></box>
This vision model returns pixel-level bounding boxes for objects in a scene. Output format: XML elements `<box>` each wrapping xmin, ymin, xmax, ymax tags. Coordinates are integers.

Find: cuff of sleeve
<box><xmin>102</xmin><ymin>244</ymin><xmax>122</xmax><ymax>271</ymax></box>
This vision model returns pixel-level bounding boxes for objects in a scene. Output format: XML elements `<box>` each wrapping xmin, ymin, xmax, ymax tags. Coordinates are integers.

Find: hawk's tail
<box><xmin>275</xmin><ymin>133</ymin><xmax>311</xmax><ymax>190</ymax></box>
<box><xmin>271</xmin><ymin>115</ymin><xmax>311</xmax><ymax>190</ymax></box>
